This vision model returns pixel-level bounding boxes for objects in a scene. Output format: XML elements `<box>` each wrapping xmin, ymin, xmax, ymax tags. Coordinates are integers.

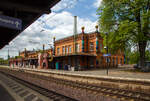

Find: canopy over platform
<box><xmin>0</xmin><ymin>0</ymin><xmax>60</xmax><ymax>49</ymax></box>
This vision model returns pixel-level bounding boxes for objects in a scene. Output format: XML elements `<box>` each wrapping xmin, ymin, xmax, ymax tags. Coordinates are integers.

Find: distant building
<box><xmin>9</xmin><ymin>26</ymin><xmax>124</xmax><ymax>70</ymax></box>
<box><xmin>9</xmin><ymin>49</ymin><xmax>53</xmax><ymax>69</ymax></box>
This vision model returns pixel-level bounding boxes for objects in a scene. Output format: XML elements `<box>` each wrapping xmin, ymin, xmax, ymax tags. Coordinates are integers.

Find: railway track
<box><xmin>1</xmin><ymin>68</ymin><xmax>150</xmax><ymax>101</ymax></box>
<box><xmin>22</xmin><ymin>68</ymin><xmax>150</xmax><ymax>86</ymax></box>
<box><xmin>47</xmin><ymin>77</ymin><xmax>150</xmax><ymax>101</ymax></box>
<box><xmin>0</xmin><ymin>71</ymin><xmax>78</xmax><ymax>101</ymax></box>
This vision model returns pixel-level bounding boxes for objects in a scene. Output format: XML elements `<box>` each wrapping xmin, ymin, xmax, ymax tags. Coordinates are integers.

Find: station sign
<box><xmin>103</xmin><ymin>54</ymin><xmax>111</xmax><ymax>57</ymax></box>
<box><xmin>0</xmin><ymin>14</ymin><xmax>22</xmax><ymax>30</ymax></box>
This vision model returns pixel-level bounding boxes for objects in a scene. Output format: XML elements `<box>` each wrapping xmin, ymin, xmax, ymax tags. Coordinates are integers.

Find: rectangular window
<box><xmin>90</xmin><ymin>42</ymin><xmax>94</xmax><ymax>51</ymax></box>
<box><xmin>66</xmin><ymin>46</ymin><xmax>68</xmax><ymax>54</ymax></box>
<box><xmin>69</xmin><ymin>45</ymin><xmax>72</xmax><ymax>53</ymax></box>
<box><xmin>62</xmin><ymin>46</ymin><xmax>65</xmax><ymax>54</ymax></box>
<box><xmin>75</xmin><ymin>43</ymin><xmax>80</xmax><ymax>52</ymax></box>
<box><xmin>57</xmin><ymin>48</ymin><xmax>60</xmax><ymax>55</ymax></box>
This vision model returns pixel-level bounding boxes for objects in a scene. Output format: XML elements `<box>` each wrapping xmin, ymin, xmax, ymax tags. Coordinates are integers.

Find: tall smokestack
<box><xmin>74</xmin><ymin>16</ymin><xmax>77</xmax><ymax>36</ymax></box>
<box><xmin>74</xmin><ymin>16</ymin><xmax>77</xmax><ymax>53</ymax></box>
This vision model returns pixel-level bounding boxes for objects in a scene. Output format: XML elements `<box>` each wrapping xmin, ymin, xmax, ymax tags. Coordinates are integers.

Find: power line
<box><xmin>5</xmin><ymin>0</ymin><xmax>82</xmax><ymax>52</ymax></box>
<box><xmin>38</xmin><ymin>0</ymin><xmax>80</xmax><ymax>29</ymax></box>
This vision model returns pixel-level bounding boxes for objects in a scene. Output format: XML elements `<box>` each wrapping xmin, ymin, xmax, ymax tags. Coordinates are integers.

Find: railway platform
<box><xmin>9</xmin><ymin>65</ymin><xmax>150</xmax><ymax>81</ymax></box>
<box><xmin>0</xmin><ymin>65</ymin><xmax>150</xmax><ymax>101</ymax></box>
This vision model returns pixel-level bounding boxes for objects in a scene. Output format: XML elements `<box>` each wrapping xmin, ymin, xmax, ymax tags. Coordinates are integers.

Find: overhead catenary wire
<box><xmin>1</xmin><ymin>0</ymin><xmax>99</xmax><ymax>59</ymax></box>
<box><xmin>39</xmin><ymin>0</ymin><xmax>80</xmax><ymax>29</ymax></box>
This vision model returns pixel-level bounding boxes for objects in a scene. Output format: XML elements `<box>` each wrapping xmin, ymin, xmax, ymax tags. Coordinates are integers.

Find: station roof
<box><xmin>0</xmin><ymin>0</ymin><xmax>60</xmax><ymax>49</ymax></box>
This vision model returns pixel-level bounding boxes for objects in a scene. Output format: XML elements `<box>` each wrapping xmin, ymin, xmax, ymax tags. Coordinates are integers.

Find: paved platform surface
<box><xmin>0</xmin><ymin>72</ymin><xmax>51</xmax><ymax>101</ymax></box>
<box><xmin>25</xmin><ymin>66</ymin><xmax>150</xmax><ymax>80</ymax></box>
<box><xmin>1</xmin><ymin>65</ymin><xmax>150</xmax><ymax>80</ymax></box>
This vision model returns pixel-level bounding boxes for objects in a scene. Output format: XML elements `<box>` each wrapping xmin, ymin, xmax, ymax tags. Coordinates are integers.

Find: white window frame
<box><xmin>76</xmin><ymin>43</ymin><xmax>80</xmax><ymax>52</ymax></box>
<box><xmin>69</xmin><ymin>45</ymin><xmax>72</xmax><ymax>53</ymax></box>
<box><xmin>90</xmin><ymin>42</ymin><xmax>94</xmax><ymax>51</ymax></box>
<box><xmin>66</xmin><ymin>46</ymin><xmax>68</xmax><ymax>54</ymax></box>
<box><xmin>62</xmin><ymin>46</ymin><xmax>65</xmax><ymax>54</ymax></box>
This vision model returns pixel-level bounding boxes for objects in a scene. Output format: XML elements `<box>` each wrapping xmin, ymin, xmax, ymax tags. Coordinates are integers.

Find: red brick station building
<box><xmin>9</xmin><ymin>26</ymin><xmax>125</xmax><ymax>70</ymax></box>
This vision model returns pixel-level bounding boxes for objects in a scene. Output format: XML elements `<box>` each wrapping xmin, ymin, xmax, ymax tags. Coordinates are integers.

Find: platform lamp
<box><xmin>105</xmin><ymin>32</ymin><xmax>109</xmax><ymax>75</ymax></box>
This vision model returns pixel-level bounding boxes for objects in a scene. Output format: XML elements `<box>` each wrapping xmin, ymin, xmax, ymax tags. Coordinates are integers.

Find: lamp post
<box><xmin>53</xmin><ymin>36</ymin><xmax>55</xmax><ymax>55</ymax></box>
<box><xmin>106</xmin><ymin>32</ymin><xmax>108</xmax><ymax>75</ymax></box>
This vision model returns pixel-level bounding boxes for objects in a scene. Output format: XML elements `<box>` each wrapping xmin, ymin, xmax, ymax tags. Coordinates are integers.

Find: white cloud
<box><xmin>0</xmin><ymin>11</ymin><xmax>97</xmax><ymax>59</ymax></box>
<box><xmin>93</xmin><ymin>0</ymin><xmax>102</xmax><ymax>8</ymax></box>
<box><xmin>51</xmin><ymin>0</ymin><xmax>77</xmax><ymax>12</ymax></box>
<box><xmin>91</xmin><ymin>13</ymin><xmax>99</xmax><ymax>18</ymax></box>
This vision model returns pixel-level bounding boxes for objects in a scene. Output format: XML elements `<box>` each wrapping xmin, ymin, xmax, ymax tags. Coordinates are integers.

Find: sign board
<box><xmin>103</xmin><ymin>54</ymin><xmax>111</xmax><ymax>57</ymax></box>
<box><xmin>0</xmin><ymin>15</ymin><xmax>22</xmax><ymax>30</ymax></box>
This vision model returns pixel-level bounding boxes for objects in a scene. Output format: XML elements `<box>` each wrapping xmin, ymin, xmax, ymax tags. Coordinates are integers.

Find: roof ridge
<box><xmin>55</xmin><ymin>31</ymin><xmax>98</xmax><ymax>42</ymax></box>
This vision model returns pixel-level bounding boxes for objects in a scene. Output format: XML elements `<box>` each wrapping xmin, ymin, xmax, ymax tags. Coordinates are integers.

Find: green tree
<box><xmin>97</xmin><ymin>0</ymin><xmax>150</xmax><ymax>67</ymax></box>
<box><xmin>129</xmin><ymin>51</ymin><xmax>140</xmax><ymax>64</ymax></box>
<box><xmin>145</xmin><ymin>50</ymin><xmax>150</xmax><ymax>61</ymax></box>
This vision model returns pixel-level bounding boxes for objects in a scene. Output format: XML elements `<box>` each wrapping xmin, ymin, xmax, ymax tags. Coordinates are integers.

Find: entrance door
<box><xmin>74</xmin><ymin>56</ymin><xmax>80</xmax><ymax>70</ymax></box>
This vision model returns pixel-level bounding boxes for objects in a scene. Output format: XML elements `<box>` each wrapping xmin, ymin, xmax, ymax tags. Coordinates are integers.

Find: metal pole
<box><xmin>8</xmin><ymin>48</ymin><xmax>10</xmax><ymax>66</ymax></box>
<box><xmin>53</xmin><ymin>37</ymin><xmax>55</xmax><ymax>55</ymax></box>
<box><xmin>43</xmin><ymin>44</ymin><xmax>45</xmax><ymax>52</ymax></box>
<box><xmin>106</xmin><ymin>33</ymin><xmax>108</xmax><ymax>75</ymax></box>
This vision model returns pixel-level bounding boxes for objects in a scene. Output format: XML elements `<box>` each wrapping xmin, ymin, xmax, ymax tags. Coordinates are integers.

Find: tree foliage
<box><xmin>129</xmin><ymin>51</ymin><xmax>140</xmax><ymax>64</ymax></box>
<box><xmin>129</xmin><ymin>50</ymin><xmax>150</xmax><ymax>64</ymax></box>
<box><xmin>97</xmin><ymin>0</ymin><xmax>150</xmax><ymax>65</ymax></box>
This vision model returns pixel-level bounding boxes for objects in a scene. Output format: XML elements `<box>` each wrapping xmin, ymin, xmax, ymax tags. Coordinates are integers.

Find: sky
<box><xmin>0</xmin><ymin>0</ymin><xmax>102</xmax><ymax>59</ymax></box>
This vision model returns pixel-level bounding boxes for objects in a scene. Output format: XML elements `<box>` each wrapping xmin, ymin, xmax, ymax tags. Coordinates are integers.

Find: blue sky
<box><xmin>0</xmin><ymin>0</ymin><xmax>102</xmax><ymax>59</ymax></box>
<box><xmin>64</xmin><ymin>0</ymin><xmax>98</xmax><ymax>21</ymax></box>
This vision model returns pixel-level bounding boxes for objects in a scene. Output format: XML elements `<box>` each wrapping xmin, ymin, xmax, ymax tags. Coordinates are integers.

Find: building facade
<box><xmin>9</xmin><ymin>26</ymin><xmax>124</xmax><ymax>70</ymax></box>
<box><xmin>9</xmin><ymin>49</ymin><xmax>53</xmax><ymax>69</ymax></box>
<box><xmin>54</xmin><ymin>26</ymin><xmax>124</xmax><ymax>70</ymax></box>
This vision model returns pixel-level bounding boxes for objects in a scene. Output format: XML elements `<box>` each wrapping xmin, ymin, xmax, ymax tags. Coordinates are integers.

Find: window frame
<box><xmin>62</xmin><ymin>46</ymin><xmax>65</xmax><ymax>54</ymax></box>
<box><xmin>57</xmin><ymin>47</ymin><xmax>60</xmax><ymax>55</ymax></box>
<box><xmin>89</xmin><ymin>42</ymin><xmax>94</xmax><ymax>51</ymax></box>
